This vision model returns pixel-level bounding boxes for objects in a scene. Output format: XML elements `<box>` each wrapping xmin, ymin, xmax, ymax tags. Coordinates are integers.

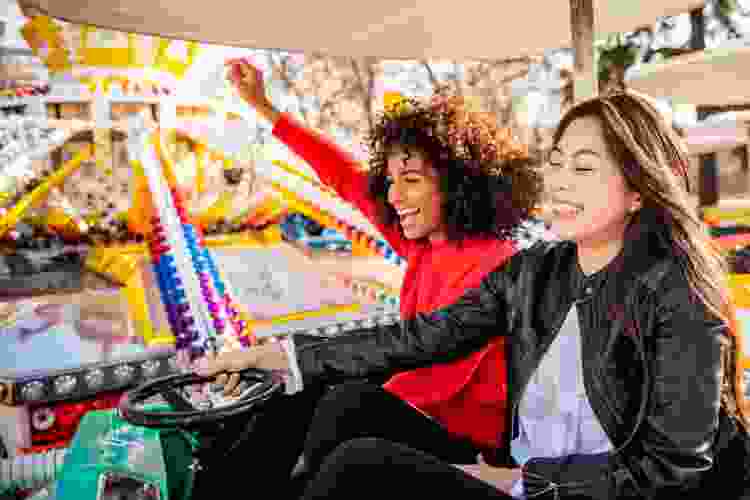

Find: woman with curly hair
<box><xmin>190</xmin><ymin>59</ymin><xmax>544</xmax><ymax>498</ymax></box>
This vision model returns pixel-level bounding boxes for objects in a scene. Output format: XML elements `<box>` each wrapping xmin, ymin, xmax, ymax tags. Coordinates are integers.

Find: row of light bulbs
<box><xmin>19</xmin><ymin>357</ymin><xmax>170</xmax><ymax>403</ymax></box>
<box><xmin>276</xmin><ymin>312</ymin><xmax>401</xmax><ymax>339</ymax></box>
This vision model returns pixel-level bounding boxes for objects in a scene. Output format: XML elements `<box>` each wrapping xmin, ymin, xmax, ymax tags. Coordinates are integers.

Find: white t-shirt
<box><xmin>510</xmin><ymin>305</ymin><xmax>613</xmax><ymax>497</ymax></box>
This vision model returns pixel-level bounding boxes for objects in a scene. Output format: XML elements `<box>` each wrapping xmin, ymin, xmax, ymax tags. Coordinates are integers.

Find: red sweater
<box><xmin>274</xmin><ymin>115</ymin><xmax>514</xmax><ymax>448</ymax></box>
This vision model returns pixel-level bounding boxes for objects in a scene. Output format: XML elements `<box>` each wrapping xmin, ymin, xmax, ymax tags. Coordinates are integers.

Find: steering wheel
<box><xmin>118</xmin><ymin>368</ymin><xmax>284</xmax><ymax>429</ymax></box>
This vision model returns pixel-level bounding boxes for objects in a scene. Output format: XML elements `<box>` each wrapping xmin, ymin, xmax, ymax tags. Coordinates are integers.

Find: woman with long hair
<box><xmin>200</xmin><ymin>90</ymin><xmax>748</xmax><ymax>499</ymax></box>
<box><xmin>190</xmin><ymin>60</ymin><xmax>544</xmax><ymax>499</ymax></box>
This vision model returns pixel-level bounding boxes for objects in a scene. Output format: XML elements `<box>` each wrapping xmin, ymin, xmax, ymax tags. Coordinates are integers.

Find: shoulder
<box><xmin>633</xmin><ymin>257</ymin><xmax>694</xmax><ymax>308</ymax></box>
<box><xmin>512</xmin><ymin>238</ymin><xmax>571</xmax><ymax>267</ymax></box>
<box><xmin>483</xmin><ymin>238</ymin><xmax>571</xmax><ymax>287</ymax></box>
<box><xmin>639</xmin><ymin>260</ymin><xmax>726</xmax><ymax>335</ymax></box>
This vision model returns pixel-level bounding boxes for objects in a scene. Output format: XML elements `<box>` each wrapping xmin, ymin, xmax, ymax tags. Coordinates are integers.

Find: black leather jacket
<box><xmin>295</xmin><ymin>236</ymin><xmax>729</xmax><ymax>499</ymax></box>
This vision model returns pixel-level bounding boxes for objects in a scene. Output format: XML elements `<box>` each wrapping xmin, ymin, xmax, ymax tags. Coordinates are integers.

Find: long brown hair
<box><xmin>554</xmin><ymin>90</ymin><xmax>748</xmax><ymax>427</ymax></box>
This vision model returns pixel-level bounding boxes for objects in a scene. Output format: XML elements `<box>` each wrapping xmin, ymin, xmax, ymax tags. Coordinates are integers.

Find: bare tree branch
<box><xmin>499</xmin><ymin>68</ymin><xmax>530</xmax><ymax>85</ymax></box>
<box><xmin>267</xmin><ymin>52</ymin><xmax>310</xmax><ymax>124</ymax></box>
<box><xmin>349</xmin><ymin>57</ymin><xmax>376</xmax><ymax>131</ymax></box>
<box><xmin>421</xmin><ymin>61</ymin><xmax>440</xmax><ymax>90</ymax></box>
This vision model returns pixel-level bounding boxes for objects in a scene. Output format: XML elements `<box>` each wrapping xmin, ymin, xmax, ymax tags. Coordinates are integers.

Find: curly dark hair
<box><xmin>366</xmin><ymin>91</ymin><xmax>543</xmax><ymax>241</ymax></box>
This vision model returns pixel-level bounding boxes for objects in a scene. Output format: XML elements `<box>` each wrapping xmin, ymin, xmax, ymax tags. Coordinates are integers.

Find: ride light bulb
<box><xmin>53</xmin><ymin>375</ymin><xmax>77</xmax><ymax>395</ymax></box>
<box><xmin>324</xmin><ymin>324</ymin><xmax>340</xmax><ymax>336</ymax></box>
<box><xmin>140</xmin><ymin>360</ymin><xmax>161</xmax><ymax>378</ymax></box>
<box><xmin>21</xmin><ymin>381</ymin><xmax>45</xmax><ymax>402</ymax></box>
<box><xmin>113</xmin><ymin>364</ymin><xmax>136</xmax><ymax>384</ymax></box>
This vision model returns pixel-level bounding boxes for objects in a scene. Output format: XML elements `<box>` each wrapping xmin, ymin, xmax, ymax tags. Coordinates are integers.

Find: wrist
<box><xmin>256</xmin><ymin>101</ymin><xmax>281</xmax><ymax>126</ymax></box>
<box><xmin>259</xmin><ymin>341</ymin><xmax>290</xmax><ymax>371</ymax></box>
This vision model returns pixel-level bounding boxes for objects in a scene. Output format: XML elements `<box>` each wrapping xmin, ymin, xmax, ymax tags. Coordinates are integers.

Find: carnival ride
<box><xmin>0</xmin><ymin>9</ymin><xmax>403</xmax><ymax>497</ymax></box>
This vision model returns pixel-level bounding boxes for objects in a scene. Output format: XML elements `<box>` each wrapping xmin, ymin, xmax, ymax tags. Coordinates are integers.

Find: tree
<box><xmin>597</xmin><ymin>0</ymin><xmax>750</xmax><ymax>93</ymax></box>
<box><xmin>710</xmin><ymin>0</ymin><xmax>748</xmax><ymax>40</ymax></box>
<box><xmin>262</xmin><ymin>52</ymin><xmax>547</xmax><ymax>159</ymax></box>
<box><xmin>421</xmin><ymin>56</ymin><xmax>543</xmax><ymax>124</ymax></box>
<box><xmin>264</xmin><ymin>52</ymin><xmax>382</xmax><ymax>150</ymax></box>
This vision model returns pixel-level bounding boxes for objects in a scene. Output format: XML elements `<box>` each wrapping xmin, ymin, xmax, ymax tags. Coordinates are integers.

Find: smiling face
<box><xmin>541</xmin><ymin>116</ymin><xmax>642</xmax><ymax>261</ymax></box>
<box><xmin>385</xmin><ymin>147</ymin><xmax>446</xmax><ymax>241</ymax></box>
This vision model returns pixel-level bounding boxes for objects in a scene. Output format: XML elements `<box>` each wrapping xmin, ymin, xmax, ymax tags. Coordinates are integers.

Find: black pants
<box><xmin>302</xmin><ymin>381</ymin><xmax>480</xmax><ymax>478</ymax></box>
<box><xmin>301</xmin><ymin>437</ymin><xmax>513</xmax><ymax>500</ymax></box>
<box><xmin>193</xmin><ymin>380</ymin><xmax>479</xmax><ymax>499</ymax></box>
<box><xmin>190</xmin><ymin>383</ymin><xmax>328</xmax><ymax>500</ymax></box>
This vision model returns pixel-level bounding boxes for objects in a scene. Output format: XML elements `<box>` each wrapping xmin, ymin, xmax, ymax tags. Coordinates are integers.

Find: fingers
<box><xmin>238</xmin><ymin>63</ymin><xmax>255</xmax><ymax>81</ymax></box>
<box><xmin>223</xmin><ymin>372</ymin><xmax>241</xmax><ymax>396</ymax></box>
<box><xmin>225</xmin><ymin>61</ymin><xmax>244</xmax><ymax>86</ymax></box>
<box><xmin>224</xmin><ymin>58</ymin><xmax>261</xmax><ymax>85</ymax></box>
<box><xmin>193</xmin><ymin>350</ymin><xmax>221</xmax><ymax>377</ymax></box>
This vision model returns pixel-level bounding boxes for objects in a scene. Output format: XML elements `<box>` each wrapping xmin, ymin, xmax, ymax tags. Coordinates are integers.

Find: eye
<box><xmin>547</xmin><ymin>151</ymin><xmax>564</xmax><ymax>166</ymax></box>
<box><xmin>573</xmin><ymin>159</ymin><xmax>597</xmax><ymax>173</ymax></box>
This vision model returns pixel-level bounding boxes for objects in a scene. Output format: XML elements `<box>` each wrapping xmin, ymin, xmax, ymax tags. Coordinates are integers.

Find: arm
<box><xmin>620</xmin><ymin>284</ymin><xmax>725</xmax><ymax>497</ymax></box>
<box><xmin>272</xmin><ymin>114</ymin><xmax>408</xmax><ymax>256</ymax></box>
<box><xmin>294</xmin><ymin>266</ymin><xmax>509</xmax><ymax>386</ymax></box>
<box><xmin>227</xmin><ymin>59</ymin><xmax>408</xmax><ymax>254</ymax></box>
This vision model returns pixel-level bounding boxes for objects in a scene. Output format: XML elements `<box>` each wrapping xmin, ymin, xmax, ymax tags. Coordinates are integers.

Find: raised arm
<box><xmin>227</xmin><ymin>59</ymin><xmax>408</xmax><ymax>255</ymax></box>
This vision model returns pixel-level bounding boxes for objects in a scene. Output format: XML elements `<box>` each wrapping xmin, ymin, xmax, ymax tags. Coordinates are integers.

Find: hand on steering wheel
<box><xmin>193</xmin><ymin>341</ymin><xmax>290</xmax><ymax>396</ymax></box>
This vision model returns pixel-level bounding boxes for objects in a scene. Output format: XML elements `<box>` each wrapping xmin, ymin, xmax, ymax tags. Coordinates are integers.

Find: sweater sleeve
<box><xmin>272</xmin><ymin>113</ymin><xmax>409</xmax><ymax>257</ymax></box>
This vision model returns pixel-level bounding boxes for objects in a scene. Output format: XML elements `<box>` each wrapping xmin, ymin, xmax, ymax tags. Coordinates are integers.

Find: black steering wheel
<box><xmin>118</xmin><ymin>368</ymin><xmax>284</xmax><ymax>429</ymax></box>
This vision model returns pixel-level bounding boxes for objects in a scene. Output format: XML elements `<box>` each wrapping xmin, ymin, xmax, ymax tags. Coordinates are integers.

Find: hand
<box><xmin>33</xmin><ymin>303</ymin><xmax>66</xmax><ymax>325</ymax></box>
<box><xmin>455</xmin><ymin>454</ymin><xmax>522</xmax><ymax>494</ymax></box>
<box><xmin>224</xmin><ymin>58</ymin><xmax>279</xmax><ymax>124</ymax></box>
<box><xmin>193</xmin><ymin>342</ymin><xmax>289</xmax><ymax>396</ymax></box>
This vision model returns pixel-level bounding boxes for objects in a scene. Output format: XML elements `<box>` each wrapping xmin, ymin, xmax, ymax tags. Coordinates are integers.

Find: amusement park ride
<box><xmin>0</xmin><ymin>4</ymin><xmax>404</xmax><ymax>498</ymax></box>
<box><xmin>0</xmin><ymin>0</ymin><xmax>748</xmax><ymax>499</ymax></box>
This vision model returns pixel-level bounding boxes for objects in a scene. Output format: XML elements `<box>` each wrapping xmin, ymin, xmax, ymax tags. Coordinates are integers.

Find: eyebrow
<box><xmin>551</xmin><ymin>146</ymin><xmax>602</xmax><ymax>158</ymax></box>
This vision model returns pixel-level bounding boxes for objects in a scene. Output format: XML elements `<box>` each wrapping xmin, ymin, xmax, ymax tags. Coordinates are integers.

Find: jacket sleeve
<box><xmin>293</xmin><ymin>266</ymin><xmax>510</xmax><ymax>386</ymax></box>
<box><xmin>272</xmin><ymin>113</ymin><xmax>409</xmax><ymax>256</ymax></box>
<box><xmin>620</xmin><ymin>281</ymin><xmax>725</xmax><ymax>498</ymax></box>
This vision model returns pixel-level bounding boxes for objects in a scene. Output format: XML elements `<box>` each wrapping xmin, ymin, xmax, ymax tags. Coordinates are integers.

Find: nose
<box><xmin>543</xmin><ymin>168</ymin><xmax>571</xmax><ymax>193</ymax></box>
<box><xmin>387</xmin><ymin>179</ymin><xmax>404</xmax><ymax>207</ymax></box>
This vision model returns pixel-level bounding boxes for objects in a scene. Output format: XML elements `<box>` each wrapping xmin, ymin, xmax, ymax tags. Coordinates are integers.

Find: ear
<box><xmin>630</xmin><ymin>194</ymin><xmax>642</xmax><ymax>213</ymax></box>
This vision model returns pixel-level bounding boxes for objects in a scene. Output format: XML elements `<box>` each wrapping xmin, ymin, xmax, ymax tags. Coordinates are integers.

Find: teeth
<box><xmin>398</xmin><ymin>209</ymin><xmax>419</xmax><ymax>216</ymax></box>
<box><xmin>539</xmin><ymin>203</ymin><xmax>581</xmax><ymax>217</ymax></box>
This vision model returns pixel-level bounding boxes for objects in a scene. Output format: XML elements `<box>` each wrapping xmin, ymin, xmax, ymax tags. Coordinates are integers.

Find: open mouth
<box><xmin>397</xmin><ymin>208</ymin><xmax>420</xmax><ymax>226</ymax></box>
<box><xmin>538</xmin><ymin>199</ymin><xmax>584</xmax><ymax>218</ymax></box>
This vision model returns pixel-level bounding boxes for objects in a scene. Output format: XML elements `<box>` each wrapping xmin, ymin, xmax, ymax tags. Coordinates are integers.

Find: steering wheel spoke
<box><xmin>162</xmin><ymin>387</ymin><xmax>199</xmax><ymax>412</ymax></box>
